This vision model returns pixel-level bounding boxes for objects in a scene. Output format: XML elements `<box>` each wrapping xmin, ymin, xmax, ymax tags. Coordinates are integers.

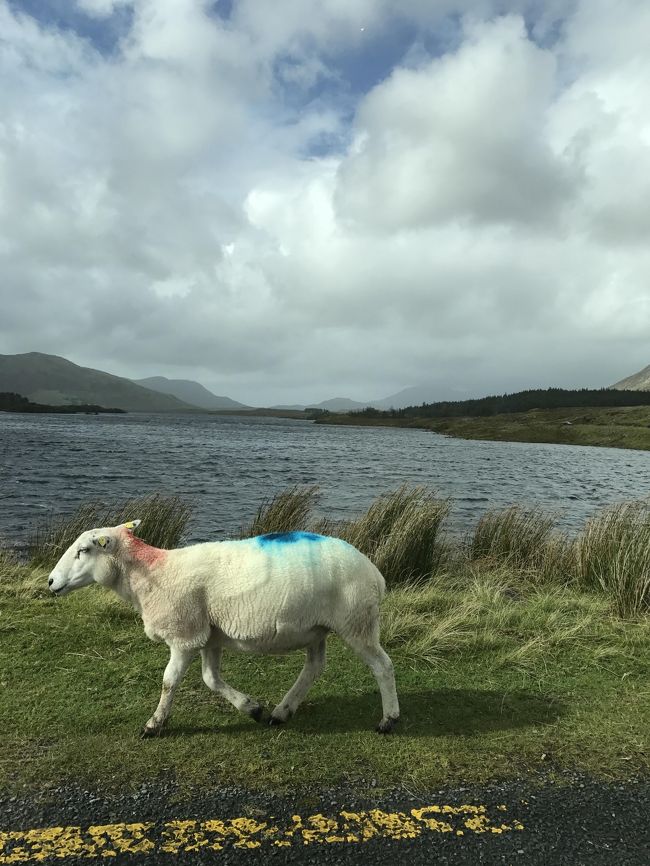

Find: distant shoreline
<box><xmin>316</xmin><ymin>404</ymin><xmax>650</xmax><ymax>451</ymax></box>
<box><xmin>0</xmin><ymin>392</ymin><xmax>126</xmax><ymax>415</ymax></box>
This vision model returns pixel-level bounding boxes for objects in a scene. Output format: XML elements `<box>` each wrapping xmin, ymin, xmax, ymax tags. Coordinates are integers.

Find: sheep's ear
<box><xmin>122</xmin><ymin>520</ymin><xmax>141</xmax><ymax>531</ymax></box>
<box><xmin>93</xmin><ymin>535</ymin><xmax>111</xmax><ymax>549</ymax></box>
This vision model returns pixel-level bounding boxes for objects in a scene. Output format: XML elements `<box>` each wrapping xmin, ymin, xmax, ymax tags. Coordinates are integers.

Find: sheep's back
<box><xmin>174</xmin><ymin>532</ymin><xmax>384</xmax><ymax>643</ymax></box>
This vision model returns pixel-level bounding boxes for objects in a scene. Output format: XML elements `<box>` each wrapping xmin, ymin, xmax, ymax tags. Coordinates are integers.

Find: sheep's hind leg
<box><xmin>347</xmin><ymin>638</ymin><xmax>400</xmax><ymax>733</ymax></box>
<box><xmin>269</xmin><ymin>637</ymin><xmax>327</xmax><ymax>726</ymax></box>
<box><xmin>142</xmin><ymin>645</ymin><xmax>196</xmax><ymax>738</ymax></box>
<box><xmin>201</xmin><ymin>645</ymin><xmax>265</xmax><ymax>723</ymax></box>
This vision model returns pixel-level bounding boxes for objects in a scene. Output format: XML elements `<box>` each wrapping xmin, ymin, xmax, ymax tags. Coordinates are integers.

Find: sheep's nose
<box><xmin>48</xmin><ymin>577</ymin><xmax>54</xmax><ymax>587</ymax></box>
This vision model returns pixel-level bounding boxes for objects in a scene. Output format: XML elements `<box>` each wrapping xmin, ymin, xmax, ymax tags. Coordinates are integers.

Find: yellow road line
<box><xmin>0</xmin><ymin>804</ymin><xmax>524</xmax><ymax>861</ymax></box>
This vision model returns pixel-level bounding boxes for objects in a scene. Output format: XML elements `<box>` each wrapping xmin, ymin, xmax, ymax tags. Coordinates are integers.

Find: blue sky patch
<box><xmin>8</xmin><ymin>0</ymin><xmax>133</xmax><ymax>57</ymax></box>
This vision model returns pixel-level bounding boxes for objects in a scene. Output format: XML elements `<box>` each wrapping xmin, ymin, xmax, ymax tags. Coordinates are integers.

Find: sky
<box><xmin>1</xmin><ymin>0</ymin><xmax>649</xmax><ymax>406</ymax></box>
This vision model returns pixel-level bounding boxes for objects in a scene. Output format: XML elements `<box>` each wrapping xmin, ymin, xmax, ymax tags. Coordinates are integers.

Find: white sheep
<box><xmin>48</xmin><ymin>522</ymin><xmax>400</xmax><ymax>736</ymax></box>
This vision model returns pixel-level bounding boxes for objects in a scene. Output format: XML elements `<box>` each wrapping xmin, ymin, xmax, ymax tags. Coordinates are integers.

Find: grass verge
<box><xmin>0</xmin><ymin>490</ymin><xmax>648</xmax><ymax>795</ymax></box>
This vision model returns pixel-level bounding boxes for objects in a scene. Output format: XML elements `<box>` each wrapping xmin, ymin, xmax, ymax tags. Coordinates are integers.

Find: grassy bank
<box><xmin>318</xmin><ymin>405</ymin><xmax>650</xmax><ymax>451</ymax></box>
<box><xmin>0</xmin><ymin>489</ymin><xmax>648</xmax><ymax>795</ymax></box>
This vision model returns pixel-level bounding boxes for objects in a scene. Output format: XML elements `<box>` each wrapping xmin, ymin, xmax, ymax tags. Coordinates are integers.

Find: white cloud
<box><xmin>335</xmin><ymin>15</ymin><xmax>579</xmax><ymax>231</ymax></box>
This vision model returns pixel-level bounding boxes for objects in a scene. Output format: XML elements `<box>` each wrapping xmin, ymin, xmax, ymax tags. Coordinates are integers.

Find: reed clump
<box><xmin>469</xmin><ymin>505</ymin><xmax>573</xmax><ymax>584</ymax></box>
<box><xmin>334</xmin><ymin>486</ymin><xmax>450</xmax><ymax>586</ymax></box>
<box><xmin>241</xmin><ymin>484</ymin><xmax>450</xmax><ymax>587</ymax></box>
<box><xmin>240</xmin><ymin>485</ymin><xmax>321</xmax><ymax>538</ymax></box>
<box><xmin>574</xmin><ymin>502</ymin><xmax>650</xmax><ymax>618</ymax></box>
<box><xmin>11</xmin><ymin>486</ymin><xmax>650</xmax><ymax>620</ymax></box>
<box><xmin>30</xmin><ymin>493</ymin><xmax>192</xmax><ymax>567</ymax></box>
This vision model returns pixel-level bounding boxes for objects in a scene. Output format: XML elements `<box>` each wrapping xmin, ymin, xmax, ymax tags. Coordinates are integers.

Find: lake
<box><xmin>1</xmin><ymin>412</ymin><xmax>648</xmax><ymax>547</ymax></box>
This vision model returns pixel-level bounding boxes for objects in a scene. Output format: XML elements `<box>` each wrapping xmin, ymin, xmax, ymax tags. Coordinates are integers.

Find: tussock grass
<box><xmin>468</xmin><ymin>502</ymin><xmax>650</xmax><ymax>617</ymax></box>
<box><xmin>575</xmin><ymin>502</ymin><xmax>650</xmax><ymax>618</ymax></box>
<box><xmin>17</xmin><ymin>487</ymin><xmax>650</xmax><ymax>619</ymax></box>
<box><xmin>470</xmin><ymin>505</ymin><xmax>556</xmax><ymax>567</ymax></box>
<box><xmin>380</xmin><ymin>569</ymin><xmax>616</xmax><ymax>670</ymax></box>
<box><xmin>241</xmin><ymin>484</ymin><xmax>450</xmax><ymax>587</ymax></box>
<box><xmin>30</xmin><ymin>494</ymin><xmax>192</xmax><ymax>568</ymax></box>
<box><xmin>0</xmin><ymin>550</ymin><xmax>47</xmax><ymax>599</ymax></box>
<box><xmin>333</xmin><ymin>486</ymin><xmax>450</xmax><ymax>586</ymax></box>
<box><xmin>240</xmin><ymin>485</ymin><xmax>320</xmax><ymax>537</ymax></box>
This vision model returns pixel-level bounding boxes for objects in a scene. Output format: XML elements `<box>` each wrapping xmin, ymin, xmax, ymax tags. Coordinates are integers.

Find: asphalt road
<box><xmin>1</xmin><ymin>775</ymin><xmax>648</xmax><ymax>865</ymax></box>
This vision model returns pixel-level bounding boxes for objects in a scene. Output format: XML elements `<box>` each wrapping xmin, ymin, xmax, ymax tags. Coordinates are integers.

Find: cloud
<box><xmin>0</xmin><ymin>0</ymin><xmax>649</xmax><ymax>405</ymax></box>
<box><xmin>334</xmin><ymin>15</ymin><xmax>579</xmax><ymax>231</ymax></box>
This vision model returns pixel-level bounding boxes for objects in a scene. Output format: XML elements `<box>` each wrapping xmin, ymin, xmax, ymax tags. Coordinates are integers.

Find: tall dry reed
<box><xmin>469</xmin><ymin>505</ymin><xmax>572</xmax><ymax>583</ymax></box>
<box><xmin>30</xmin><ymin>493</ymin><xmax>192</xmax><ymax>567</ymax></box>
<box><xmin>574</xmin><ymin>502</ymin><xmax>650</xmax><ymax>618</ymax></box>
<box><xmin>240</xmin><ymin>485</ymin><xmax>320</xmax><ymax>537</ymax></box>
<box><xmin>240</xmin><ymin>484</ymin><xmax>449</xmax><ymax>586</ymax></box>
<box><xmin>336</xmin><ymin>486</ymin><xmax>450</xmax><ymax>586</ymax></box>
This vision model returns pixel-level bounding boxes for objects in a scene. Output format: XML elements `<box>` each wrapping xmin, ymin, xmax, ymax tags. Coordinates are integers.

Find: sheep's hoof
<box><xmin>248</xmin><ymin>705</ymin><xmax>265</xmax><ymax>724</ymax></box>
<box><xmin>376</xmin><ymin>716</ymin><xmax>399</xmax><ymax>734</ymax></box>
<box><xmin>141</xmin><ymin>725</ymin><xmax>162</xmax><ymax>739</ymax></box>
<box><xmin>269</xmin><ymin>704</ymin><xmax>294</xmax><ymax>726</ymax></box>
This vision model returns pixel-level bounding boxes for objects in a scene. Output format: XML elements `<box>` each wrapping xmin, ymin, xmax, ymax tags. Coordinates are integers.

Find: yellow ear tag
<box><xmin>97</xmin><ymin>536</ymin><xmax>109</xmax><ymax>548</ymax></box>
<box><xmin>123</xmin><ymin>521</ymin><xmax>140</xmax><ymax>530</ymax></box>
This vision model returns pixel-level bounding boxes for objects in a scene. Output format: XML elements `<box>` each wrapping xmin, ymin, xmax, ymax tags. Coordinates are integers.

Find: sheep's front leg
<box><xmin>142</xmin><ymin>645</ymin><xmax>196</xmax><ymax>738</ymax></box>
<box><xmin>201</xmin><ymin>645</ymin><xmax>265</xmax><ymax>722</ymax></box>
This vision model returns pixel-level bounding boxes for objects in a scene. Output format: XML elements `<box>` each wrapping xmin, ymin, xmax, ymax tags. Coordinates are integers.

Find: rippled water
<box><xmin>1</xmin><ymin>412</ymin><xmax>648</xmax><ymax>546</ymax></box>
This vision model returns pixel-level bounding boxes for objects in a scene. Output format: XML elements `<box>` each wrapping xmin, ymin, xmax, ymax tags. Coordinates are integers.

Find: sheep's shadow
<box><xmin>168</xmin><ymin>687</ymin><xmax>564</xmax><ymax>738</ymax></box>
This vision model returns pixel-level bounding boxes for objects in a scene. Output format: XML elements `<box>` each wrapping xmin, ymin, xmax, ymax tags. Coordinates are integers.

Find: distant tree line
<box><xmin>350</xmin><ymin>388</ymin><xmax>650</xmax><ymax>420</ymax></box>
<box><xmin>0</xmin><ymin>392</ymin><xmax>125</xmax><ymax>414</ymax></box>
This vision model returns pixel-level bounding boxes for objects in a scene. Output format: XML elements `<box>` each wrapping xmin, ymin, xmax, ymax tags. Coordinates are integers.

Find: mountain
<box><xmin>274</xmin><ymin>386</ymin><xmax>468</xmax><ymax>413</ymax></box>
<box><xmin>307</xmin><ymin>397</ymin><xmax>369</xmax><ymax>411</ymax></box>
<box><xmin>0</xmin><ymin>353</ymin><xmax>198</xmax><ymax>412</ymax></box>
<box><xmin>373</xmin><ymin>385</ymin><xmax>474</xmax><ymax>410</ymax></box>
<box><xmin>611</xmin><ymin>364</ymin><xmax>650</xmax><ymax>391</ymax></box>
<box><xmin>133</xmin><ymin>376</ymin><xmax>250</xmax><ymax>410</ymax></box>
<box><xmin>272</xmin><ymin>397</ymin><xmax>370</xmax><ymax>412</ymax></box>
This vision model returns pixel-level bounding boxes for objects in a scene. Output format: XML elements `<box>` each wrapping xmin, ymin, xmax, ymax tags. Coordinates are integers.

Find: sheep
<box><xmin>48</xmin><ymin>521</ymin><xmax>400</xmax><ymax>737</ymax></box>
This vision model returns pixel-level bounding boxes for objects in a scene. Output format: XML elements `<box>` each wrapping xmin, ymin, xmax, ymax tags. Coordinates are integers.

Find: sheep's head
<box><xmin>48</xmin><ymin>520</ymin><xmax>141</xmax><ymax>596</ymax></box>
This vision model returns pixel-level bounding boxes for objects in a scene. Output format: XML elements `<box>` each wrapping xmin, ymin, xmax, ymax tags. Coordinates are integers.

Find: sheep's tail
<box><xmin>372</xmin><ymin>560</ymin><xmax>387</xmax><ymax>602</ymax></box>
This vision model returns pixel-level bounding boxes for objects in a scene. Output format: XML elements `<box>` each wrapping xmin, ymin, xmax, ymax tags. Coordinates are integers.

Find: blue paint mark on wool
<box><xmin>256</xmin><ymin>532</ymin><xmax>325</xmax><ymax>547</ymax></box>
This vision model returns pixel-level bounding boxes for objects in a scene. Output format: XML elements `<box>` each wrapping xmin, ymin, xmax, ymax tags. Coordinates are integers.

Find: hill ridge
<box><xmin>0</xmin><ymin>353</ymin><xmax>198</xmax><ymax>413</ymax></box>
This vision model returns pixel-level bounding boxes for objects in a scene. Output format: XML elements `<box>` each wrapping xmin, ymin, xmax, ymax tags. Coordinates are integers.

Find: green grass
<box><xmin>0</xmin><ymin>565</ymin><xmax>647</xmax><ymax>795</ymax></box>
<box><xmin>426</xmin><ymin>405</ymin><xmax>650</xmax><ymax>450</ymax></box>
<box><xmin>0</xmin><ymin>491</ymin><xmax>648</xmax><ymax>796</ymax></box>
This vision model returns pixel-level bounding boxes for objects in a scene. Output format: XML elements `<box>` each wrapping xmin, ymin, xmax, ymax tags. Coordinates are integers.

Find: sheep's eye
<box><xmin>75</xmin><ymin>547</ymin><xmax>89</xmax><ymax>559</ymax></box>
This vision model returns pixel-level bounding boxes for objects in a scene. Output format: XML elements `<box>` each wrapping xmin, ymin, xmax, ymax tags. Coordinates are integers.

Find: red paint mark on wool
<box><xmin>127</xmin><ymin>534</ymin><xmax>168</xmax><ymax>567</ymax></box>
